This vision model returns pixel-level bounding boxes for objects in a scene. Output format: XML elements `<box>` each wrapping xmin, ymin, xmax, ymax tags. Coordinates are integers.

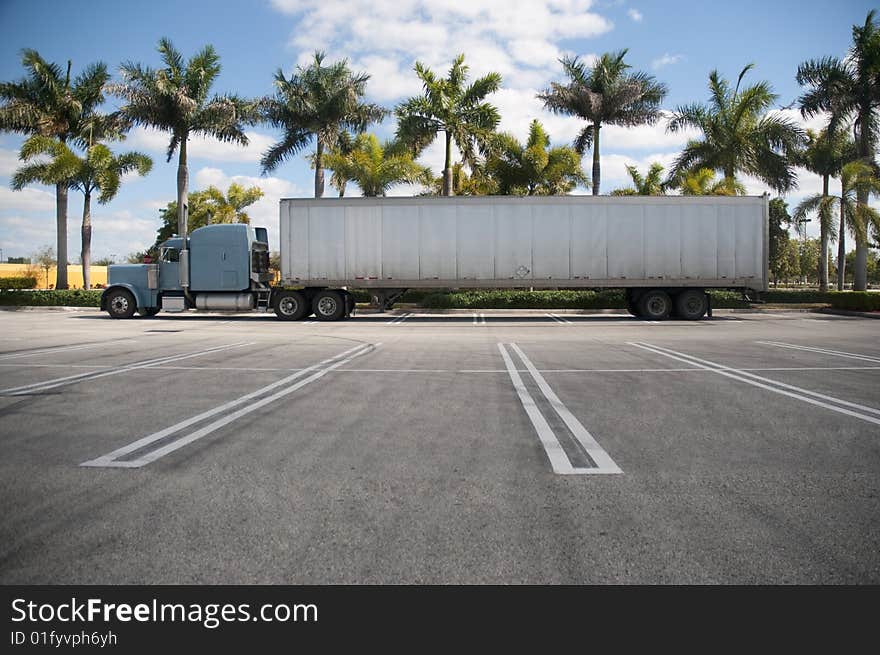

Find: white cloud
<box><xmin>651</xmin><ymin>53</ymin><xmax>682</xmax><ymax>70</ymax></box>
<box><xmin>0</xmin><ymin>186</ymin><xmax>55</xmax><ymax>212</ymax></box>
<box><xmin>125</xmin><ymin>127</ymin><xmax>277</xmax><ymax>164</ymax></box>
<box><xmin>627</xmin><ymin>8</ymin><xmax>643</xmax><ymax>22</ymax></box>
<box><xmin>271</xmin><ymin>0</ymin><xmax>613</xmax><ymax>104</ymax></box>
<box><xmin>0</xmin><ymin>148</ymin><xmax>21</xmax><ymax>177</ymax></box>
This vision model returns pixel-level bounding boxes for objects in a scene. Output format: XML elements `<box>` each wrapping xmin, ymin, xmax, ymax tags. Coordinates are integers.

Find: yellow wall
<box><xmin>0</xmin><ymin>263</ymin><xmax>108</xmax><ymax>289</ymax></box>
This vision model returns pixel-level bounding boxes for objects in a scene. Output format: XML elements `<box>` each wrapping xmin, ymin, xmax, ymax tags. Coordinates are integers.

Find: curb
<box><xmin>817</xmin><ymin>308</ymin><xmax>880</xmax><ymax>319</ymax></box>
<box><xmin>0</xmin><ymin>305</ymin><xmax>101</xmax><ymax>312</ymax></box>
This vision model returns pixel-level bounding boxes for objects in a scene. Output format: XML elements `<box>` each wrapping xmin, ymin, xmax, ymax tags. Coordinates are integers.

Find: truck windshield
<box><xmin>160</xmin><ymin>247</ymin><xmax>179</xmax><ymax>263</ymax></box>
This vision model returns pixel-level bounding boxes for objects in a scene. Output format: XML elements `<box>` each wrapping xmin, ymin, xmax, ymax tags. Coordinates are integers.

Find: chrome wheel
<box><xmin>317</xmin><ymin>296</ymin><xmax>337</xmax><ymax>316</ymax></box>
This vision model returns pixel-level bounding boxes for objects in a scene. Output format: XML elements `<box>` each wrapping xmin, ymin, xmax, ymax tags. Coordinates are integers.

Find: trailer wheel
<box><xmin>639</xmin><ymin>290</ymin><xmax>672</xmax><ymax>320</ymax></box>
<box><xmin>106</xmin><ymin>289</ymin><xmax>136</xmax><ymax>319</ymax></box>
<box><xmin>140</xmin><ymin>307</ymin><xmax>160</xmax><ymax>317</ymax></box>
<box><xmin>675</xmin><ymin>289</ymin><xmax>708</xmax><ymax>320</ymax></box>
<box><xmin>313</xmin><ymin>290</ymin><xmax>345</xmax><ymax>321</ymax></box>
<box><xmin>274</xmin><ymin>290</ymin><xmax>308</xmax><ymax>321</ymax></box>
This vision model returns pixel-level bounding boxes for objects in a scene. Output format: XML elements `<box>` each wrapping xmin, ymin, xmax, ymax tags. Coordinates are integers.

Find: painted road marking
<box><xmin>545</xmin><ymin>313</ymin><xmax>573</xmax><ymax>324</ymax></box>
<box><xmin>472</xmin><ymin>313</ymin><xmax>487</xmax><ymax>325</ymax></box>
<box><xmin>498</xmin><ymin>343</ymin><xmax>621</xmax><ymax>475</ymax></box>
<box><xmin>758</xmin><ymin>341</ymin><xmax>880</xmax><ymax>364</ymax></box>
<box><xmin>0</xmin><ymin>340</ymin><xmax>136</xmax><ymax>361</ymax></box>
<box><xmin>386</xmin><ymin>313</ymin><xmax>413</xmax><ymax>325</ymax></box>
<box><xmin>0</xmin><ymin>342</ymin><xmax>253</xmax><ymax>396</ymax></box>
<box><xmin>630</xmin><ymin>342</ymin><xmax>880</xmax><ymax>427</ymax></box>
<box><xmin>81</xmin><ymin>343</ymin><xmax>380</xmax><ymax>468</ymax></box>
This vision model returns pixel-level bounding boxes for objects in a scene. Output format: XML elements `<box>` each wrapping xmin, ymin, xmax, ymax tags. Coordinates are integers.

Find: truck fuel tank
<box><xmin>194</xmin><ymin>293</ymin><xmax>255</xmax><ymax>311</ymax></box>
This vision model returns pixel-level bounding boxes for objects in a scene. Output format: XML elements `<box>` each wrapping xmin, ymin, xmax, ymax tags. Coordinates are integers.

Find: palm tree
<box><xmin>13</xmin><ymin>135</ymin><xmax>152</xmax><ymax>289</ymax></box>
<box><xmin>261</xmin><ymin>52</ymin><xmax>386</xmax><ymax>198</ymax></box>
<box><xmin>794</xmin><ymin>129</ymin><xmax>855</xmax><ymax>290</ymax></box>
<box><xmin>795</xmin><ymin>161</ymin><xmax>880</xmax><ymax>290</ymax></box>
<box><xmin>154</xmin><ymin>183</ymin><xmax>264</xmax><ymax>245</ymax></box>
<box><xmin>677</xmin><ymin>168</ymin><xmax>745</xmax><ymax>196</ymax></box>
<box><xmin>666</xmin><ymin>65</ymin><xmax>804</xmax><ymax>193</ymax></box>
<box><xmin>323</xmin><ymin>134</ymin><xmax>431</xmax><ymax>197</ymax></box>
<box><xmin>539</xmin><ymin>50</ymin><xmax>667</xmax><ymax>195</ymax></box>
<box><xmin>797</xmin><ymin>11</ymin><xmax>880</xmax><ymax>291</ymax></box>
<box><xmin>1</xmin><ymin>50</ymin><xmax>113</xmax><ymax>288</ymax></box>
<box><xmin>312</xmin><ymin>131</ymin><xmax>357</xmax><ymax>197</ymax></box>
<box><xmin>610</xmin><ymin>162</ymin><xmax>665</xmax><ymax>196</ymax></box>
<box><xmin>485</xmin><ymin>119</ymin><xmax>587</xmax><ymax>195</ymax></box>
<box><xmin>202</xmin><ymin>183</ymin><xmax>264</xmax><ymax>224</ymax></box>
<box><xmin>396</xmin><ymin>54</ymin><xmax>501</xmax><ymax>196</ymax></box>
<box><xmin>427</xmin><ymin>162</ymin><xmax>497</xmax><ymax>196</ymax></box>
<box><xmin>110</xmin><ymin>38</ymin><xmax>257</xmax><ymax>241</ymax></box>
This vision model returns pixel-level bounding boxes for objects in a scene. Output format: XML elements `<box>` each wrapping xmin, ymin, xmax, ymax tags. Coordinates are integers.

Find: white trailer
<box><xmin>275</xmin><ymin>195</ymin><xmax>769</xmax><ymax>321</ymax></box>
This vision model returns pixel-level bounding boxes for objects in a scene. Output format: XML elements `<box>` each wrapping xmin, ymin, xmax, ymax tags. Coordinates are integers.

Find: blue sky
<box><xmin>0</xmin><ymin>0</ymin><xmax>875</xmax><ymax>260</ymax></box>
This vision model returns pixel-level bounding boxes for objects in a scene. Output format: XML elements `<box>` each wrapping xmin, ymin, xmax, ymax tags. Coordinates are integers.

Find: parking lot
<box><xmin>0</xmin><ymin>308</ymin><xmax>877</xmax><ymax>583</ymax></box>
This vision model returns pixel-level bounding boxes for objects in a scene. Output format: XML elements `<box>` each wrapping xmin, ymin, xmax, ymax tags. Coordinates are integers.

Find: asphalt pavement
<box><xmin>0</xmin><ymin>308</ymin><xmax>877</xmax><ymax>583</ymax></box>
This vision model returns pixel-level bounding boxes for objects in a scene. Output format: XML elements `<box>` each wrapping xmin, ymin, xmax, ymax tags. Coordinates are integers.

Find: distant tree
<box><xmin>769</xmin><ymin>197</ymin><xmax>793</xmax><ymax>285</ymax></box>
<box><xmin>667</xmin><ymin>65</ymin><xmax>804</xmax><ymax>193</ymax></box>
<box><xmin>777</xmin><ymin>238</ymin><xmax>801</xmax><ymax>285</ymax></box>
<box><xmin>261</xmin><ymin>52</ymin><xmax>386</xmax><ymax>197</ymax></box>
<box><xmin>111</xmin><ymin>38</ymin><xmax>257</xmax><ymax>240</ymax></box>
<box><xmin>610</xmin><ymin>162</ymin><xmax>664</xmax><ymax>196</ymax></box>
<box><xmin>396</xmin><ymin>54</ymin><xmax>501</xmax><ymax>196</ymax></box>
<box><xmin>33</xmin><ymin>245</ymin><xmax>56</xmax><ymax>289</ymax></box>
<box><xmin>93</xmin><ymin>256</ymin><xmax>115</xmax><ymax>266</ymax></box>
<box><xmin>486</xmin><ymin>119</ymin><xmax>588</xmax><ymax>195</ymax></box>
<box><xmin>7</xmin><ymin>256</ymin><xmax>30</xmax><ymax>264</ymax></box>
<box><xmin>539</xmin><ymin>50</ymin><xmax>667</xmax><ymax>195</ymax></box>
<box><xmin>798</xmin><ymin>238</ymin><xmax>821</xmax><ymax>285</ymax></box>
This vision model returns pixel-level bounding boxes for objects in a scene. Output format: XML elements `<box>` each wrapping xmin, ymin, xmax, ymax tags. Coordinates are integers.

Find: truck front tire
<box><xmin>313</xmin><ymin>290</ymin><xmax>345</xmax><ymax>321</ymax></box>
<box><xmin>106</xmin><ymin>289</ymin><xmax>136</xmax><ymax>319</ymax></box>
<box><xmin>639</xmin><ymin>290</ymin><xmax>672</xmax><ymax>320</ymax></box>
<box><xmin>274</xmin><ymin>290</ymin><xmax>308</xmax><ymax>321</ymax></box>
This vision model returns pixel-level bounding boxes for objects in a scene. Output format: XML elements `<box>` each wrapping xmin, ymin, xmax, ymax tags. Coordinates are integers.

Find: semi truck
<box><xmin>101</xmin><ymin>195</ymin><xmax>769</xmax><ymax>322</ymax></box>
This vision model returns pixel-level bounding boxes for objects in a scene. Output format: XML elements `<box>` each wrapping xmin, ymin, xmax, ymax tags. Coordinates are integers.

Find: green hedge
<box><xmin>0</xmin><ymin>289</ymin><xmax>102</xmax><ymax>307</ymax></box>
<box><xmin>828</xmin><ymin>292</ymin><xmax>880</xmax><ymax>312</ymax></box>
<box><xmin>762</xmin><ymin>290</ymin><xmax>839</xmax><ymax>304</ymax></box>
<box><xmin>0</xmin><ymin>276</ymin><xmax>37</xmax><ymax>290</ymax></box>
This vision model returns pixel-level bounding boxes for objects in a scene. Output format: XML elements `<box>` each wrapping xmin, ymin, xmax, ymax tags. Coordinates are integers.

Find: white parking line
<box><xmin>498</xmin><ymin>343</ymin><xmax>621</xmax><ymax>475</ymax></box>
<box><xmin>758</xmin><ymin>341</ymin><xmax>880</xmax><ymax>364</ymax></box>
<box><xmin>630</xmin><ymin>342</ymin><xmax>880</xmax><ymax>426</ymax></box>
<box><xmin>0</xmin><ymin>342</ymin><xmax>253</xmax><ymax>396</ymax></box>
<box><xmin>81</xmin><ymin>342</ymin><xmax>380</xmax><ymax>468</ymax></box>
<box><xmin>0</xmin><ymin>340</ymin><xmax>136</xmax><ymax>361</ymax></box>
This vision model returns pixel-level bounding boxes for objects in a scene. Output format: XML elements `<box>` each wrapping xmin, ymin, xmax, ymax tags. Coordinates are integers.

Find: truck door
<box><xmin>159</xmin><ymin>246</ymin><xmax>181</xmax><ymax>290</ymax></box>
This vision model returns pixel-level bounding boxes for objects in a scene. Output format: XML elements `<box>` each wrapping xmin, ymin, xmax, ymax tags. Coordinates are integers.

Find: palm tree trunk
<box><xmin>81</xmin><ymin>191</ymin><xmax>92</xmax><ymax>291</ymax></box>
<box><xmin>837</xmin><ymin>191</ymin><xmax>846</xmax><ymax>291</ymax></box>
<box><xmin>315</xmin><ymin>140</ymin><xmax>325</xmax><ymax>198</ymax></box>
<box><xmin>591</xmin><ymin>124</ymin><xmax>600</xmax><ymax>195</ymax></box>
<box><xmin>818</xmin><ymin>174</ymin><xmax>829</xmax><ymax>292</ymax></box>
<box><xmin>177</xmin><ymin>135</ymin><xmax>188</xmax><ymax>238</ymax></box>
<box><xmin>853</xmin><ymin>124</ymin><xmax>870</xmax><ymax>291</ymax></box>
<box><xmin>55</xmin><ymin>183</ymin><xmax>69</xmax><ymax>289</ymax></box>
<box><xmin>443</xmin><ymin>131</ymin><xmax>453</xmax><ymax>196</ymax></box>
<box><xmin>339</xmin><ymin>180</ymin><xmax>346</xmax><ymax>198</ymax></box>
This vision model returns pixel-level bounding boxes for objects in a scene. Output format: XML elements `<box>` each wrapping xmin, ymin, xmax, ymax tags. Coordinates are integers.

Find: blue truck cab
<box><xmin>101</xmin><ymin>223</ymin><xmax>273</xmax><ymax>318</ymax></box>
